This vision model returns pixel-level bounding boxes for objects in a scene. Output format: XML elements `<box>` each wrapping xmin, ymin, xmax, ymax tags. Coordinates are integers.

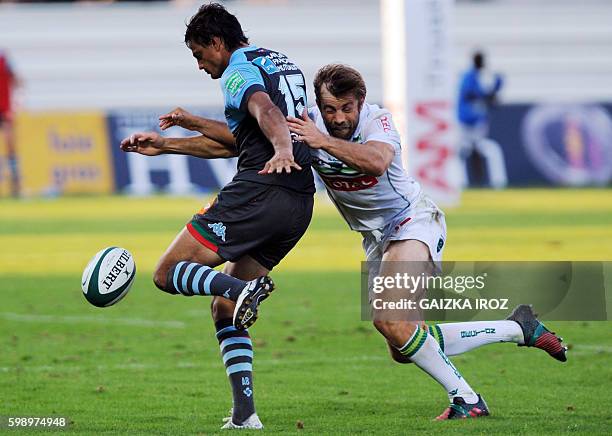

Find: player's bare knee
<box><xmin>373</xmin><ymin>320</ymin><xmax>419</xmax><ymax>346</ymax></box>
<box><xmin>373</xmin><ymin>319</ymin><xmax>396</xmax><ymax>338</ymax></box>
<box><xmin>153</xmin><ymin>262</ymin><xmax>175</xmax><ymax>294</ymax></box>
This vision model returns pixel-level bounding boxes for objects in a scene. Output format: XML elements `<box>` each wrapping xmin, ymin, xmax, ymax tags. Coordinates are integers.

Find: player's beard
<box><xmin>326</xmin><ymin>122</ymin><xmax>355</xmax><ymax>140</ymax></box>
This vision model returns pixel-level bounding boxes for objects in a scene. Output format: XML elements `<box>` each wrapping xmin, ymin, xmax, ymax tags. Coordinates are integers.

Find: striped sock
<box><xmin>429</xmin><ymin>321</ymin><xmax>524</xmax><ymax>356</ymax></box>
<box><xmin>396</xmin><ymin>325</ymin><xmax>478</xmax><ymax>403</ymax></box>
<box><xmin>166</xmin><ymin>262</ymin><xmax>247</xmax><ymax>300</ymax></box>
<box><xmin>216</xmin><ymin>318</ymin><xmax>255</xmax><ymax>424</ymax></box>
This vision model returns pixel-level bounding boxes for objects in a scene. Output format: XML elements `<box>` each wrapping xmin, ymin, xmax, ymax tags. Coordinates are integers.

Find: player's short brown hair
<box><xmin>313</xmin><ymin>64</ymin><xmax>367</xmax><ymax>104</ymax></box>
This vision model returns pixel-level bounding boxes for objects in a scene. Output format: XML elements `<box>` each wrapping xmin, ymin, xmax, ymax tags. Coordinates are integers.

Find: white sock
<box><xmin>429</xmin><ymin>321</ymin><xmax>524</xmax><ymax>356</ymax></box>
<box><xmin>397</xmin><ymin>326</ymin><xmax>479</xmax><ymax>403</ymax></box>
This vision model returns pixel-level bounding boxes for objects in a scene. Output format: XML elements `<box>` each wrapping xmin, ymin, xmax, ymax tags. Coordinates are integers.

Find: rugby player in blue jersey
<box><xmin>121</xmin><ymin>3</ymin><xmax>314</xmax><ymax>429</ymax></box>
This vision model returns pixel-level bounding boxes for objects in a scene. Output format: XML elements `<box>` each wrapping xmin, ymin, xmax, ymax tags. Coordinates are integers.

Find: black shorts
<box><xmin>186</xmin><ymin>180</ymin><xmax>313</xmax><ymax>270</ymax></box>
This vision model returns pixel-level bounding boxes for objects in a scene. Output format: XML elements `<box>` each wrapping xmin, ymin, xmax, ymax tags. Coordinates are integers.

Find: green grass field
<box><xmin>1</xmin><ymin>189</ymin><xmax>611</xmax><ymax>435</ymax></box>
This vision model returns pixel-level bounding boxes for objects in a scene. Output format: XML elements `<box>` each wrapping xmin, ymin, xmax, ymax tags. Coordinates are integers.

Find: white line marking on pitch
<box><xmin>0</xmin><ymin>312</ymin><xmax>185</xmax><ymax>329</ymax></box>
<box><xmin>0</xmin><ymin>355</ymin><xmax>389</xmax><ymax>374</ymax></box>
<box><xmin>0</xmin><ymin>345</ymin><xmax>612</xmax><ymax>372</ymax></box>
<box><xmin>570</xmin><ymin>344</ymin><xmax>612</xmax><ymax>353</ymax></box>
<box><xmin>1</xmin><ymin>346</ymin><xmax>610</xmax><ymax>375</ymax></box>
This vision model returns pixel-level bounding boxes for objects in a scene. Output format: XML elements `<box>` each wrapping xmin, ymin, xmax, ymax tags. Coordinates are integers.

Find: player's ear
<box><xmin>212</xmin><ymin>37</ymin><xmax>224</xmax><ymax>52</ymax></box>
<box><xmin>358</xmin><ymin>97</ymin><xmax>365</xmax><ymax>111</ymax></box>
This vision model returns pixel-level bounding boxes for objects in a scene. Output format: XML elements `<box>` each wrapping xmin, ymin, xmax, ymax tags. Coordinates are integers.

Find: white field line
<box><xmin>567</xmin><ymin>344</ymin><xmax>612</xmax><ymax>353</ymax></box>
<box><xmin>0</xmin><ymin>312</ymin><xmax>185</xmax><ymax>329</ymax></box>
<box><xmin>0</xmin><ymin>345</ymin><xmax>609</xmax><ymax>374</ymax></box>
<box><xmin>0</xmin><ymin>355</ymin><xmax>388</xmax><ymax>374</ymax></box>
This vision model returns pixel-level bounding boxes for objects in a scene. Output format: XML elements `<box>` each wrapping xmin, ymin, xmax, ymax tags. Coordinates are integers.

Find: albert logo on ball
<box><xmin>81</xmin><ymin>247</ymin><xmax>136</xmax><ymax>307</ymax></box>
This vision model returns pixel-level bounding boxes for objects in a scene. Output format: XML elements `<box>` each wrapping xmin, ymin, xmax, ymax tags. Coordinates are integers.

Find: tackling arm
<box><xmin>321</xmin><ymin>137</ymin><xmax>394</xmax><ymax>177</ymax></box>
<box><xmin>287</xmin><ymin>111</ymin><xmax>394</xmax><ymax>177</ymax></box>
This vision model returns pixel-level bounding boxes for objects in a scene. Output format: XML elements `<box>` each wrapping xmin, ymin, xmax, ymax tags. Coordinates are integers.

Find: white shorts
<box><xmin>361</xmin><ymin>194</ymin><xmax>446</xmax><ymax>314</ymax></box>
<box><xmin>361</xmin><ymin>194</ymin><xmax>447</xmax><ymax>265</ymax></box>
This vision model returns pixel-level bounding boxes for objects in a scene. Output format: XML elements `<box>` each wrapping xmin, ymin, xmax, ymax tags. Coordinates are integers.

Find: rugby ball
<box><xmin>81</xmin><ymin>247</ymin><xmax>136</xmax><ymax>307</ymax></box>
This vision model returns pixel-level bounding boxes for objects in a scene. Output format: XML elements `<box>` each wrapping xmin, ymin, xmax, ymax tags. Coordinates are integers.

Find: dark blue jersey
<box><xmin>220</xmin><ymin>45</ymin><xmax>314</xmax><ymax>194</ymax></box>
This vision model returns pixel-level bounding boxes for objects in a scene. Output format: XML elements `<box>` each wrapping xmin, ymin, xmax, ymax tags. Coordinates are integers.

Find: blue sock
<box><xmin>216</xmin><ymin>318</ymin><xmax>255</xmax><ymax>423</ymax></box>
<box><xmin>166</xmin><ymin>262</ymin><xmax>247</xmax><ymax>300</ymax></box>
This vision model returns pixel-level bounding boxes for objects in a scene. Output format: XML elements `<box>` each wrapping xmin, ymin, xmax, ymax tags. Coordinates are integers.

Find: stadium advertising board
<box><xmin>13</xmin><ymin>111</ymin><xmax>113</xmax><ymax>196</ymax></box>
<box><xmin>7</xmin><ymin>103</ymin><xmax>612</xmax><ymax>197</ymax></box>
<box><xmin>107</xmin><ymin>109</ymin><xmax>237</xmax><ymax>195</ymax></box>
<box><xmin>470</xmin><ymin>103</ymin><xmax>612</xmax><ymax>187</ymax></box>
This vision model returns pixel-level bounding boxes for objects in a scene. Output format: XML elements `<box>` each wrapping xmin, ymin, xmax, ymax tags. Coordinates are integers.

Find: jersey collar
<box><xmin>228</xmin><ymin>45</ymin><xmax>258</xmax><ymax>66</ymax></box>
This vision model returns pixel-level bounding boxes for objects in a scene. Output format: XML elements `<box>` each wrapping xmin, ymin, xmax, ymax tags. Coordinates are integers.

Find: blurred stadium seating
<box><xmin>1</xmin><ymin>0</ymin><xmax>611</xmax><ymax>110</ymax></box>
<box><xmin>0</xmin><ymin>0</ymin><xmax>611</xmax><ymax>196</ymax></box>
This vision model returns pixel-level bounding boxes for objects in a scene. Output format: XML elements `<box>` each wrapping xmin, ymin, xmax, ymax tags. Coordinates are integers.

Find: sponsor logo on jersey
<box><xmin>321</xmin><ymin>174</ymin><xmax>379</xmax><ymax>191</ymax></box>
<box><xmin>265</xmin><ymin>51</ymin><xmax>299</xmax><ymax>72</ymax></box>
<box><xmin>312</xmin><ymin>156</ymin><xmax>361</xmax><ymax>176</ymax></box>
<box><xmin>208</xmin><ymin>222</ymin><xmax>227</xmax><ymax>242</ymax></box>
<box><xmin>378</xmin><ymin>116</ymin><xmax>392</xmax><ymax>133</ymax></box>
<box><xmin>252</xmin><ymin>56</ymin><xmax>280</xmax><ymax>74</ymax></box>
<box><xmin>226</xmin><ymin>71</ymin><xmax>246</xmax><ymax>96</ymax></box>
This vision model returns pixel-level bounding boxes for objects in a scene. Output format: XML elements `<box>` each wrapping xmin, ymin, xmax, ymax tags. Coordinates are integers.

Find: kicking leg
<box><xmin>154</xmin><ymin>227</ymin><xmax>274</xmax><ymax>329</ymax></box>
<box><xmin>152</xmin><ymin>227</ymin><xmax>268</xmax><ymax>301</ymax></box>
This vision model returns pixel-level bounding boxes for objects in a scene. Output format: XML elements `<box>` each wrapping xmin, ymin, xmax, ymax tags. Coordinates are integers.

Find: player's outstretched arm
<box><xmin>120</xmin><ymin>131</ymin><xmax>237</xmax><ymax>159</ymax></box>
<box><xmin>158</xmin><ymin>107</ymin><xmax>236</xmax><ymax>147</ymax></box>
<box><xmin>246</xmin><ymin>91</ymin><xmax>302</xmax><ymax>174</ymax></box>
<box><xmin>287</xmin><ymin>110</ymin><xmax>393</xmax><ymax>176</ymax></box>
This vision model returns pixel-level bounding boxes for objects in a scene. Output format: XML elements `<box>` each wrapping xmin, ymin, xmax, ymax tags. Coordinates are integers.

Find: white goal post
<box><xmin>381</xmin><ymin>0</ymin><xmax>462</xmax><ymax>206</ymax></box>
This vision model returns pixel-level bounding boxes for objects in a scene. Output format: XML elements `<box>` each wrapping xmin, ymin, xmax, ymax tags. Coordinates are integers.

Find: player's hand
<box><xmin>258</xmin><ymin>149</ymin><xmax>302</xmax><ymax>174</ymax></box>
<box><xmin>287</xmin><ymin>109</ymin><xmax>327</xmax><ymax>149</ymax></box>
<box><xmin>159</xmin><ymin>107</ymin><xmax>201</xmax><ymax>131</ymax></box>
<box><xmin>120</xmin><ymin>132</ymin><xmax>165</xmax><ymax>156</ymax></box>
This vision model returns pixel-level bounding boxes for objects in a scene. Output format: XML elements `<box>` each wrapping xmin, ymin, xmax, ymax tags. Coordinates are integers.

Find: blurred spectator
<box><xmin>0</xmin><ymin>49</ymin><xmax>20</xmax><ymax>197</ymax></box>
<box><xmin>457</xmin><ymin>51</ymin><xmax>507</xmax><ymax>189</ymax></box>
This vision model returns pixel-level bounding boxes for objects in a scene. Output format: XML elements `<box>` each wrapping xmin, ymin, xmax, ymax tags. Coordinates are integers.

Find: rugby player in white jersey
<box><xmin>154</xmin><ymin>64</ymin><xmax>567</xmax><ymax>421</ymax></box>
<box><xmin>286</xmin><ymin>64</ymin><xmax>567</xmax><ymax>420</ymax></box>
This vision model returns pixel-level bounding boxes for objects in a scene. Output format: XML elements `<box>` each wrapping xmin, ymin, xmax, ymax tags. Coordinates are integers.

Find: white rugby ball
<box><xmin>81</xmin><ymin>247</ymin><xmax>136</xmax><ymax>307</ymax></box>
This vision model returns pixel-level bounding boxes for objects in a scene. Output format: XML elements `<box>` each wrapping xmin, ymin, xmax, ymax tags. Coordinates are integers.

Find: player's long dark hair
<box><xmin>185</xmin><ymin>2</ymin><xmax>249</xmax><ymax>50</ymax></box>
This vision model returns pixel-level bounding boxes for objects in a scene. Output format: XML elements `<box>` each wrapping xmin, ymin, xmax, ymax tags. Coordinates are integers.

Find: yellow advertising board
<box><xmin>0</xmin><ymin>137</ymin><xmax>12</xmax><ymax>197</ymax></box>
<box><xmin>12</xmin><ymin>111</ymin><xmax>113</xmax><ymax>196</ymax></box>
